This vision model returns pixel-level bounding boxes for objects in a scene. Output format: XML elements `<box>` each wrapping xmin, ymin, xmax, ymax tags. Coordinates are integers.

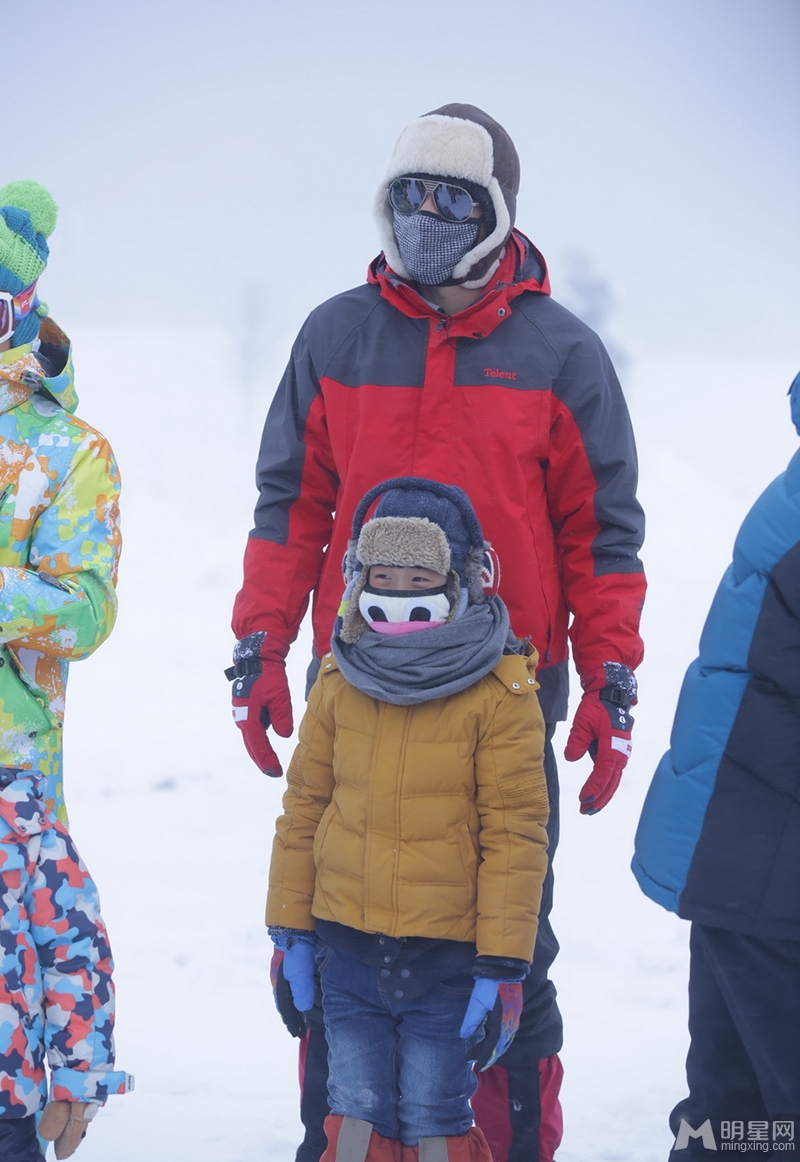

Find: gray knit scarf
<box><xmin>331</xmin><ymin>595</ymin><xmax>517</xmax><ymax>705</ymax></box>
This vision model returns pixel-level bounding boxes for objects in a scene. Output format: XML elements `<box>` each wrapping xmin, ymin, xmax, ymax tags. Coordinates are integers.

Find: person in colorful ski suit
<box><xmin>633</xmin><ymin>372</ymin><xmax>800</xmax><ymax>1158</ymax></box>
<box><xmin>0</xmin><ymin>182</ymin><xmax>130</xmax><ymax>1160</ymax></box>
<box><xmin>268</xmin><ymin>477</ymin><xmax>550</xmax><ymax>1162</ymax></box>
<box><xmin>230</xmin><ymin>104</ymin><xmax>646</xmax><ymax>1162</ymax></box>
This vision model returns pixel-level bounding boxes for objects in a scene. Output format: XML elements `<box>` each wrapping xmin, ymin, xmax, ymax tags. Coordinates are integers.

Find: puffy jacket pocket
<box><xmin>456</xmin><ymin>822</ymin><xmax>480</xmax><ymax>887</ymax></box>
<box><xmin>312</xmin><ymin>805</ymin><xmax>336</xmax><ymax>869</ymax></box>
<box><xmin>0</xmin><ymin>647</ymin><xmax>57</xmax><ymax>734</ymax></box>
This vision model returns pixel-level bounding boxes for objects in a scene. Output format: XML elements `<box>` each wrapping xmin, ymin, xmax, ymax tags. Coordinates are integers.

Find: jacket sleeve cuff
<box><xmin>472</xmin><ymin>955</ymin><xmax>530</xmax><ymax>981</ymax></box>
<box><xmin>580</xmin><ymin>661</ymin><xmax>638</xmax><ymax>703</ymax></box>
<box><xmin>268</xmin><ymin>926</ymin><xmax>317</xmax><ymax>949</ymax></box>
<box><xmin>50</xmin><ymin>1067</ymin><xmax>134</xmax><ymax>1102</ymax></box>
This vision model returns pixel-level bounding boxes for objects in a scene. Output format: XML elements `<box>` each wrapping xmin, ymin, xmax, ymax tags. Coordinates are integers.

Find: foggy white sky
<box><xmin>7</xmin><ymin>0</ymin><xmax>800</xmax><ymax>361</ymax></box>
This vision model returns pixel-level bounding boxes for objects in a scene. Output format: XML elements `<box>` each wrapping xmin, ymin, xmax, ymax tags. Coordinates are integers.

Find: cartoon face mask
<box><xmin>358</xmin><ymin>584</ymin><xmax>451</xmax><ymax>635</ymax></box>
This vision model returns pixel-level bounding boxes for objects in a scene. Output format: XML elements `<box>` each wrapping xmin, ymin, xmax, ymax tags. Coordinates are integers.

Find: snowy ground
<box><xmin>49</xmin><ymin>327</ymin><xmax>798</xmax><ymax>1160</ymax></box>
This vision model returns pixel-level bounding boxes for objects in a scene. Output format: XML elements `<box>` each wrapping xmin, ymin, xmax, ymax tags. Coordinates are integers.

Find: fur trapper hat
<box><xmin>339</xmin><ymin>477</ymin><xmax>494</xmax><ymax>642</ymax></box>
<box><xmin>374</xmin><ymin>103</ymin><xmax>520</xmax><ymax>289</ymax></box>
<box><xmin>356</xmin><ymin>516</ymin><xmax>452</xmax><ymax>578</ymax></box>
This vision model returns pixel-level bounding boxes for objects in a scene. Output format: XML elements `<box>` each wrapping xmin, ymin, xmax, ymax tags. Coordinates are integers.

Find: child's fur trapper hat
<box><xmin>339</xmin><ymin>477</ymin><xmax>493</xmax><ymax>643</ymax></box>
<box><xmin>357</xmin><ymin>516</ymin><xmax>451</xmax><ymax>578</ymax></box>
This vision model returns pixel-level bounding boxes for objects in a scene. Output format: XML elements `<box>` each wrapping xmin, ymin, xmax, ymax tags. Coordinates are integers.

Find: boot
<box><xmin>321</xmin><ymin>1114</ymin><xmax>403</xmax><ymax>1162</ymax></box>
<box><xmin>417</xmin><ymin>1127</ymin><xmax>493</xmax><ymax>1162</ymax></box>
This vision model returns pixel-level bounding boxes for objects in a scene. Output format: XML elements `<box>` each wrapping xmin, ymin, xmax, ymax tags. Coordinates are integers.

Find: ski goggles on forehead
<box><xmin>0</xmin><ymin>281</ymin><xmax>39</xmax><ymax>345</ymax></box>
<box><xmin>388</xmin><ymin>177</ymin><xmax>481</xmax><ymax>223</ymax></box>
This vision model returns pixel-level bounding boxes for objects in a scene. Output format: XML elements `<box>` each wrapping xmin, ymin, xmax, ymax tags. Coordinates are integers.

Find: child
<box><xmin>267</xmin><ymin>477</ymin><xmax>550</xmax><ymax>1162</ymax></box>
<box><xmin>0</xmin><ymin>182</ymin><xmax>131</xmax><ymax>1159</ymax></box>
<box><xmin>633</xmin><ymin>373</ymin><xmax>800</xmax><ymax>1154</ymax></box>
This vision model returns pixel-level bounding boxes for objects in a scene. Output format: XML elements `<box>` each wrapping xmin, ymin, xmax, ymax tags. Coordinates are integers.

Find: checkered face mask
<box><xmin>392</xmin><ymin>210</ymin><xmax>481</xmax><ymax>286</ymax></box>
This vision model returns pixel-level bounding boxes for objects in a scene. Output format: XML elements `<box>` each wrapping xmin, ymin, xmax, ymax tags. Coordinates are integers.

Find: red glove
<box><xmin>226</xmin><ymin>631</ymin><xmax>293</xmax><ymax>776</ymax></box>
<box><xmin>564</xmin><ymin>662</ymin><xmax>636</xmax><ymax>815</ymax></box>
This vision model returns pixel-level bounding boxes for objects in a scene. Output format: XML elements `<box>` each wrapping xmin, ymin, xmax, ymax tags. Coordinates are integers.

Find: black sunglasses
<box><xmin>387</xmin><ymin>177</ymin><xmax>481</xmax><ymax>223</ymax></box>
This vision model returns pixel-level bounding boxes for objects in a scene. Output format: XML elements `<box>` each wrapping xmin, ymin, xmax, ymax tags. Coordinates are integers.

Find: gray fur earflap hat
<box><xmin>339</xmin><ymin>477</ymin><xmax>493</xmax><ymax>643</ymax></box>
<box><xmin>374</xmin><ymin>103</ymin><xmax>520</xmax><ymax>289</ymax></box>
<box><xmin>356</xmin><ymin>516</ymin><xmax>451</xmax><ymax>578</ymax></box>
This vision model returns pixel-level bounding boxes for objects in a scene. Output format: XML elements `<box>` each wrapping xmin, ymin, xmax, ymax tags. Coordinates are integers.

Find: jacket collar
<box><xmin>0</xmin><ymin>318</ymin><xmax>78</xmax><ymax>417</ymax></box>
<box><xmin>368</xmin><ymin>230</ymin><xmax>551</xmax><ymax>339</ymax></box>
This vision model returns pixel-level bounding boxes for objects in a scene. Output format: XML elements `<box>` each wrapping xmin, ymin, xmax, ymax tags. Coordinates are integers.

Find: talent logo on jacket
<box><xmin>483</xmin><ymin>367</ymin><xmax>518</xmax><ymax>381</ymax></box>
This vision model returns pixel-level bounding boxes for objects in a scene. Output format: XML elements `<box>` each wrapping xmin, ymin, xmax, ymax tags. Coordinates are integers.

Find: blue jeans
<box><xmin>317</xmin><ymin>941</ymin><xmax>481</xmax><ymax>1143</ymax></box>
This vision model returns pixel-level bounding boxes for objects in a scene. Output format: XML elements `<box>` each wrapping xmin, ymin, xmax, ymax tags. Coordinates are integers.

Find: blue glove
<box><xmin>270</xmin><ymin>949</ymin><xmax>307</xmax><ymax>1038</ymax></box>
<box><xmin>460</xmin><ymin>978</ymin><xmax>523</xmax><ymax>1071</ymax></box>
<box><xmin>283</xmin><ymin>941</ymin><xmax>316</xmax><ymax>1012</ymax></box>
<box><xmin>460</xmin><ymin>977</ymin><xmax>500</xmax><ymax>1039</ymax></box>
<box><xmin>269</xmin><ymin>929</ymin><xmax>316</xmax><ymax>1014</ymax></box>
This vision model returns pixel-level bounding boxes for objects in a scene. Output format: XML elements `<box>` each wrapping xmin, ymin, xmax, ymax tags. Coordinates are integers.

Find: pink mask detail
<box><xmin>368</xmin><ymin>619</ymin><xmax>446</xmax><ymax>636</ymax></box>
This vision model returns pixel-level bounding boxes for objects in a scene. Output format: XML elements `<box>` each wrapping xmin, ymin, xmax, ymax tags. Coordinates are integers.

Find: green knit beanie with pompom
<box><xmin>0</xmin><ymin>180</ymin><xmax>58</xmax><ymax>346</ymax></box>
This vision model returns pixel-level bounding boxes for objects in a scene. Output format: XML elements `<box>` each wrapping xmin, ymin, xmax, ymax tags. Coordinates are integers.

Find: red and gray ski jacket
<box><xmin>234</xmin><ymin>233</ymin><xmax>645</xmax><ymax>721</ymax></box>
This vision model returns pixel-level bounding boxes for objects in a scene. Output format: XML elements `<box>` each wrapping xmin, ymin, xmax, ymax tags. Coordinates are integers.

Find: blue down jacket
<box><xmin>633</xmin><ymin>373</ymin><xmax>800</xmax><ymax>940</ymax></box>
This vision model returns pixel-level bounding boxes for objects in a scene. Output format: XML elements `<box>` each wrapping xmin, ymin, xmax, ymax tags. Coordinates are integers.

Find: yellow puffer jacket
<box><xmin>267</xmin><ymin>648</ymin><xmax>549</xmax><ymax>962</ymax></box>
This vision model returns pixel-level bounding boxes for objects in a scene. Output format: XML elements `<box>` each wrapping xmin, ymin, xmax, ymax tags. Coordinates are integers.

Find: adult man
<box><xmin>230</xmin><ymin>104</ymin><xmax>646</xmax><ymax>1162</ymax></box>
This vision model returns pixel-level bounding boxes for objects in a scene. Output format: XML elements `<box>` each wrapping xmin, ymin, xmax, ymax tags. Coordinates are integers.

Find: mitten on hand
<box><xmin>564</xmin><ymin>661</ymin><xmax>637</xmax><ymax>815</ymax></box>
<box><xmin>39</xmin><ymin>1101</ymin><xmax>99</xmax><ymax>1159</ymax></box>
<box><xmin>269</xmin><ymin>928</ymin><xmax>316</xmax><ymax>1014</ymax></box>
<box><xmin>226</xmin><ymin>631</ymin><xmax>293</xmax><ymax>776</ymax></box>
<box><xmin>460</xmin><ymin>957</ymin><xmax>528</xmax><ymax>1071</ymax></box>
<box><xmin>270</xmin><ymin>948</ymin><xmax>307</xmax><ymax>1038</ymax></box>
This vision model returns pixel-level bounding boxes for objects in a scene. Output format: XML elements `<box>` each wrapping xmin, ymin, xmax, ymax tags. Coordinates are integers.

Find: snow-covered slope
<box><xmin>53</xmin><ymin>328</ymin><xmax>798</xmax><ymax>1160</ymax></box>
